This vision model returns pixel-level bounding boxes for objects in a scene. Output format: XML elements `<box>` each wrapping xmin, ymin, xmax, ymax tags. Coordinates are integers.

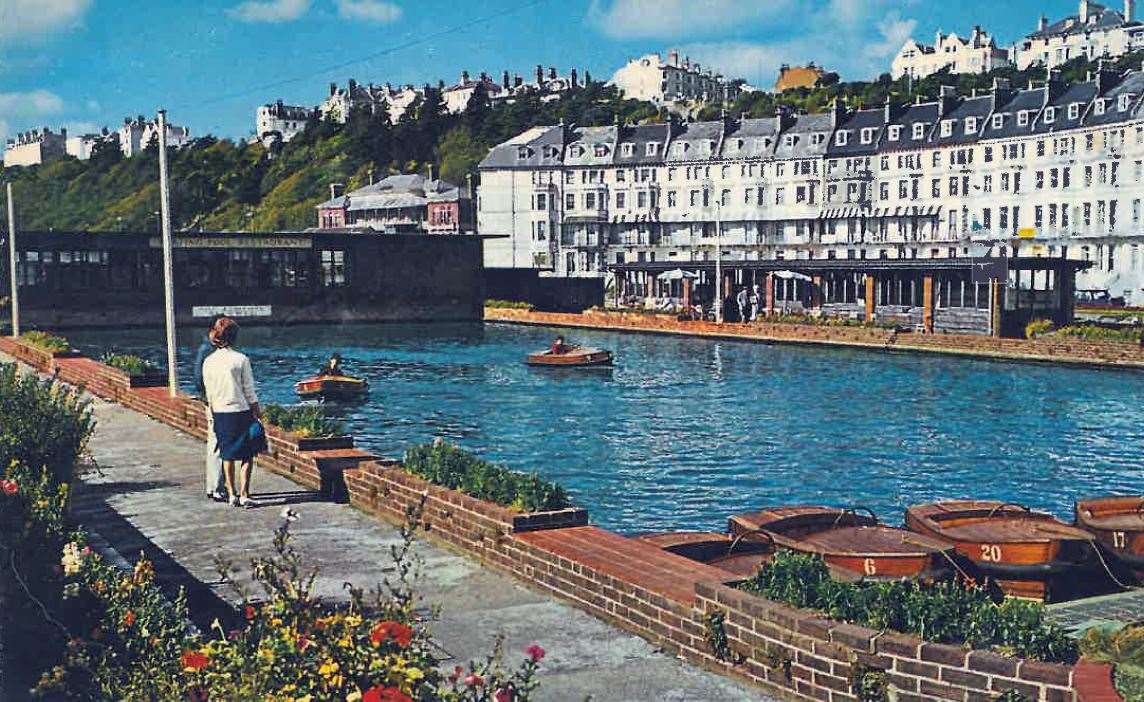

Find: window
<box><xmin>949</xmin><ymin>176</ymin><xmax>959</xmax><ymax>196</ymax></box>
<box><xmin>585</xmin><ymin>192</ymin><xmax>596</xmax><ymax>210</ymax></box>
<box><xmin>1068</xmin><ymin>103</ymin><xmax>1080</xmax><ymax>120</ymax></box>
<box><xmin>616</xmin><ymin>170</ymin><xmax>626</xmax><ymax>182</ymax></box>
<box><xmin>320</xmin><ymin>250</ymin><xmax>346</xmax><ymax>287</ymax></box>
<box><xmin>931</xmin><ymin>178</ymin><xmax>941</xmax><ymax>198</ymax></box>
<box><xmin>667</xmin><ymin>191</ymin><xmax>677</xmax><ymax>207</ymax></box>
<box><xmin>888</xmin><ymin>125</ymin><xmax>901</xmax><ymax>141</ymax></box>
<box><xmin>536</xmin><ymin>193</ymin><xmax>547</xmax><ymax>210</ymax></box>
<box><xmin>775</xmin><ymin>187</ymin><xmax>785</xmax><ymax>204</ymax></box>
<box><xmin>940</xmin><ymin>120</ymin><xmax>953</xmax><ymax>137</ymax></box>
<box><xmin>1043</xmin><ymin>107</ymin><xmax>1056</xmax><ymax>124</ymax></box>
<box><xmin>616</xmin><ymin>192</ymin><xmax>626</xmax><ymax>209</ymax></box>
<box><xmin>932</xmin><ymin>151</ymin><xmax>941</xmax><ymax>167</ymax></box>
<box><xmin>593</xmin><ymin>144</ymin><xmax>609</xmax><ymax>157</ymax></box>
<box><xmin>1017</xmin><ymin>111</ymin><xmax>1029</xmax><ymax>126</ymax></box>
<box><xmin>984</xmin><ymin>146</ymin><xmax>993</xmax><ymax>162</ymax></box>
<box><xmin>1094</xmin><ymin>98</ymin><xmax>1106</xmax><ymax>116</ymax></box>
<box><xmin>646</xmin><ymin>142</ymin><xmax>658</xmax><ymax>156</ymax></box>
<box><xmin>861</xmin><ymin>127</ymin><xmax>875</xmax><ymax>144</ymax></box>
<box><xmin>565</xmin><ymin>193</ymin><xmax>575</xmax><ymax>210</ymax></box>
<box><xmin>982</xmin><ymin>208</ymin><xmax>992</xmax><ymax>230</ymax></box>
<box><xmin>992</xmin><ymin>114</ymin><xmax>1004</xmax><ymax>129</ymax></box>
<box><xmin>1119</xmin><ymin>94</ymin><xmax>1132</xmax><ymax>112</ymax></box>
<box><xmin>621</xmin><ymin>143</ymin><xmax>634</xmax><ymax>157</ymax></box>
<box><xmin>536</xmin><ymin>221</ymin><xmax>546</xmax><ymax>240</ymax></box>
<box><xmin>1036</xmin><ymin>140</ymin><xmax>1045</xmax><ymax>157</ymax></box>
<box><xmin>1035</xmin><ymin>170</ymin><xmax>1044</xmax><ymax>190</ymax></box>
<box><xmin>516</xmin><ymin>146</ymin><xmax>532</xmax><ymax>160</ymax></box>
<box><xmin>1035</xmin><ymin>205</ymin><xmax>1043</xmax><ymax>228</ymax></box>
<box><xmin>881</xmin><ymin>182</ymin><xmax>890</xmax><ymax>200</ymax></box>
<box><xmin>835</xmin><ymin>131</ymin><xmax>849</xmax><ymax>146</ymax></box>
<box><xmin>912</xmin><ymin>123</ymin><xmax>925</xmax><ymax>140</ymax></box>
<box><xmin>811</xmin><ymin>133</ymin><xmax>825</xmax><ymax>145</ymax></box>
<box><xmin>638</xmin><ymin>191</ymin><xmax>648</xmax><ymax>208</ymax></box>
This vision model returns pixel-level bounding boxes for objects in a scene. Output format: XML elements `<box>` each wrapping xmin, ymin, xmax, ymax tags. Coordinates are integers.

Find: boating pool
<box><xmin>69</xmin><ymin>322</ymin><xmax>1143</xmax><ymax>535</ymax></box>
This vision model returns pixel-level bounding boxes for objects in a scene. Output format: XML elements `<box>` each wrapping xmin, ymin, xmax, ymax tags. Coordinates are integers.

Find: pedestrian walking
<box><xmin>202</xmin><ymin>317</ymin><xmax>265</xmax><ymax>509</ymax></box>
<box><xmin>736</xmin><ymin>287</ymin><xmax>748</xmax><ymax>323</ymax></box>
<box><xmin>194</xmin><ymin>317</ymin><xmax>226</xmax><ymax>502</ymax></box>
<box><xmin>749</xmin><ymin>284</ymin><xmax>760</xmax><ymax>322</ymax></box>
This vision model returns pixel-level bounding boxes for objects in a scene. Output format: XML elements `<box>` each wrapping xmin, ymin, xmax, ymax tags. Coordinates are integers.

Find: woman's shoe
<box><xmin>229</xmin><ymin>496</ymin><xmax>239</xmax><ymax>507</ymax></box>
<box><xmin>238</xmin><ymin>496</ymin><xmax>256</xmax><ymax>509</ymax></box>
<box><xmin>207</xmin><ymin>491</ymin><xmax>226</xmax><ymax>502</ymax></box>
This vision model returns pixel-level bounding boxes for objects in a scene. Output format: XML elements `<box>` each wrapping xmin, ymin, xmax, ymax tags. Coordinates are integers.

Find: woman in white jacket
<box><xmin>202</xmin><ymin>317</ymin><xmax>263</xmax><ymax>508</ymax></box>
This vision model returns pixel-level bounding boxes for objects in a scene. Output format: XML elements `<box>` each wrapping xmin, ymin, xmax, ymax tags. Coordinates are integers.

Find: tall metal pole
<box><xmin>5</xmin><ymin>183</ymin><xmax>19</xmax><ymax>337</ymax></box>
<box><xmin>714</xmin><ymin>189</ymin><xmax>723</xmax><ymax>324</ymax></box>
<box><xmin>157</xmin><ymin>110</ymin><xmax>179</xmax><ymax>397</ymax></box>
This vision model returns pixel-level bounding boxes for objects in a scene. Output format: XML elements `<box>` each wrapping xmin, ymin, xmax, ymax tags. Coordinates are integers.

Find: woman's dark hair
<box><xmin>209</xmin><ymin>316</ymin><xmax>240</xmax><ymax>348</ymax></box>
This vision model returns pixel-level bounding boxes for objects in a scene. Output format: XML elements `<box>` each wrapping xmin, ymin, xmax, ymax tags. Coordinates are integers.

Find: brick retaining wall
<box><xmin>0</xmin><ymin>336</ymin><xmax>1090</xmax><ymax>701</ymax></box>
<box><xmin>485</xmin><ymin>308</ymin><xmax>1144</xmax><ymax>370</ymax></box>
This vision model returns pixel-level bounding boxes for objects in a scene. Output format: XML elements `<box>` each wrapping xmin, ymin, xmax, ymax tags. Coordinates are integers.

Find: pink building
<box><xmin>315</xmin><ymin>174</ymin><xmax>473</xmax><ymax>234</ymax></box>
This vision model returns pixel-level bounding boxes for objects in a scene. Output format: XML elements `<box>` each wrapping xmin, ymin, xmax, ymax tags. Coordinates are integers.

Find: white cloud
<box><xmin>335</xmin><ymin>0</ymin><xmax>401</xmax><ymax>23</ymax></box>
<box><xmin>588</xmin><ymin>0</ymin><xmax>790</xmax><ymax>39</ymax></box>
<box><xmin>0</xmin><ymin>89</ymin><xmax>66</xmax><ymax>144</ymax></box>
<box><xmin>0</xmin><ymin>0</ymin><xmax>92</xmax><ymax>42</ymax></box>
<box><xmin>226</xmin><ymin>0</ymin><xmax>311</xmax><ymax>23</ymax></box>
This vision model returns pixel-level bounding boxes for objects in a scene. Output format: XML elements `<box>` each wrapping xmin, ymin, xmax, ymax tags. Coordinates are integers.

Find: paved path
<box><xmin>1048</xmin><ymin>587</ymin><xmax>1144</xmax><ymax>633</ymax></box>
<box><xmin>75</xmin><ymin>398</ymin><xmax>768</xmax><ymax>702</ymax></box>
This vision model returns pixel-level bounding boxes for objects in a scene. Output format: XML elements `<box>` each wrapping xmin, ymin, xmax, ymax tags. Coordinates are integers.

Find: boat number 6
<box><xmin>1113</xmin><ymin>531</ymin><xmax>1127</xmax><ymax>549</ymax></box>
<box><xmin>980</xmin><ymin>544</ymin><xmax>1002</xmax><ymax>562</ymax></box>
<box><xmin>863</xmin><ymin>558</ymin><xmax>877</xmax><ymax>576</ymax></box>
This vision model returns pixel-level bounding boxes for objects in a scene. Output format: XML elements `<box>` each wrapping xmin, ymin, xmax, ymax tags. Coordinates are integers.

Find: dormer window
<box><xmin>784</xmin><ymin>134</ymin><xmax>796</xmax><ymax>147</ymax></box>
<box><xmin>543</xmin><ymin>145</ymin><xmax>559</xmax><ymax>158</ymax></box>
<box><xmin>940</xmin><ymin>120</ymin><xmax>954</xmax><ymax>137</ymax></box>
<box><xmin>1068</xmin><ymin>103</ymin><xmax>1081</xmax><ymax>120</ymax></box>
<box><xmin>621</xmin><ymin>143</ymin><xmax>634</xmax><ymax>157</ymax></box>
<box><xmin>888</xmin><ymin>125</ymin><xmax>901</xmax><ymax>141</ymax></box>
<box><xmin>992</xmin><ymin>114</ymin><xmax>1005</xmax><ymax>129</ymax></box>
<box><xmin>1094</xmin><ymin>98</ymin><xmax>1106</xmax><ymax>116</ymax></box>
<box><xmin>516</xmin><ymin>146</ymin><xmax>532</xmax><ymax>160</ymax></box>
<box><xmin>813</xmin><ymin>133</ymin><xmax>826</xmax><ymax>145</ymax></box>
<box><xmin>593</xmin><ymin>144</ymin><xmax>609</xmax><ymax>157</ymax></box>
<box><xmin>1017</xmin><ymin>111</ymin><xmax>1029</xmax><ymax>126</ymax></box>
<box><xmin>964</xmin><ymin>116</ymin><xmax>978</xmax><ymax>133</ymax></box>
<box><xmin>1043</xmin><ymin>107</ymin><xmax>1056</xmax><ymax>124</ymax></box>
<box><xmin>835</xmin><ymin>130</ymin><xmax>849</xmax><ymax>146</ymax></box>
<box><xmin>860</xmin><ymin>127</ymin><xmax>875</xmax><ymax>144</ymax></box>
<box><xmin>912</xmin><ymin>123</ymin><xmax>926</xmax><ymax>140</ymax></box>
<box><xmin>707</xmin><ymin>139</ymin><xmax>717</xmax><ymax>152</ymax></box>
<box><xmin>1119</xmin><ymin>94</ymin><xmax>1132</xmax><ymax>111</ymax></box>
<box><xmin>645</xmin><ymin>142</ymin><xmax>658</xmax><ymax>156</ymax></box>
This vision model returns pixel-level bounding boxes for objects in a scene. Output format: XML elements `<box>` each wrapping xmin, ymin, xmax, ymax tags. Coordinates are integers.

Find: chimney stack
<box><xmin>548</xmin><ymin>66</ymin><xmax>557</xmax><ymax>80</ymax></box>
<box><xmin>466</xmin><ymin>173</ymin><xmax>475</xmax><ymax>202</ymax></box>
<box><xmin>571</xmin><ymin>67</ymin><xmax>578</xmax><ymax>87</ymax></box>
<box><xmin>502</xmin><ymin>70</ymin><xmax>510</xmax><ymax>89</ymax></box>
<box><xmin>462</xmin><ymin>70</ymin><xmax>470</xmax><ymax>83</ymax></box>
<box><xmin>1080</xmin><ymin>0</ymin><xmax>1091</xmax><ymax>23</ymax></box>
<box><xmin>330</xmin><ymin>183</ymin><xmax>345</xmax><ymax>199</ymax></box>
<box><xmin>427</xmin><ymin>163</ymin><xmax>435</xmax><ymax>181</ymax></box>
<box><xmin>330</xmin><ymin>82</ymin><xmax>338</xmax><ymax>96</ymax></box>
<box><xmin>1127</xmin><ymin>0</ymin><xmax>1136</xmax><ymax>22</ymax></box>
<box><xmin>1038</xmin><ymin>15</ymin><xmax>1048</xmax><ymax>31</ymax></box>
<box><xmin>536</xmin><ymin>64</ymin><xmax>544</xmax><ymax>84</ymax></box>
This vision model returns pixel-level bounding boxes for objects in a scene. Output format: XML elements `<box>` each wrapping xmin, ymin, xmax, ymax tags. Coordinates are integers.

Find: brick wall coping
<box><xmin>485</xmin><ymin>307</ymin><xmax>1144</xmax><ymax>371</ymax></box>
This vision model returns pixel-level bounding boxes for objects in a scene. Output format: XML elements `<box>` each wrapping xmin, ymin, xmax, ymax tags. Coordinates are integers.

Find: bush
<box><xmin>1025</xmin><ymin>318</ymin><xmax>1055</xmax><ymax>339</ymax></box>
<box><xmin>1080</xmin><ymin>625</ymin><xmax>1144</xmax><ymax>701</ymax></box>
<box><xmin>21</xmin><ymin>330</ymin><xmax>71</xmax><ymax>353</ymax></box>
<box><xmin>0</xmin><ymin>362</ymin><xmax>94</xmax><ymax>486</ymax></box>
<box><xmin>485</xmin><ymin>299</ymin><xmax>535</xmax><ymax>310</ymax></box>
<box><xmin>262</xmin><ymin>403</ymin><xmax>345</xmax><ymax>438</ymax></box>
<box><xmin>100</xmin><ymin>352</ymin><xmax>158</xmax><ymax>376</ymax></box>
<box><xmin>739</xmin><ymin>551</ymin><xmax>1078</xmax><ymax>663</ymax></box>
<box><xmin>403</xmin><ymin>440</ymin><xmax>573</xmax><ymax>513</ymax></box>
<box><xmin>1053</xmin><ymin>324</ymin><xmax>1144</xmax><ymax>343</ymax></box>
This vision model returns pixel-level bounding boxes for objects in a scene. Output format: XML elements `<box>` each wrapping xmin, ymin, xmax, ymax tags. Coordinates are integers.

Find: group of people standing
<box><xmin>194</xmin><ymin>316</ymin><xmax>264</xmax><ymax>508</ymax></box>
<box><xmin>731</xmin><ymin>284</ymin><xmax>762</xmax><ymax>323</ymax></box>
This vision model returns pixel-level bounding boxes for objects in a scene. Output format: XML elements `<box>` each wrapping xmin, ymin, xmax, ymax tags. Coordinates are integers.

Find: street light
<box><xmin>704</xmin><ymin>180</ymin><xmax>723</xmax><ymax>323</ymax></box>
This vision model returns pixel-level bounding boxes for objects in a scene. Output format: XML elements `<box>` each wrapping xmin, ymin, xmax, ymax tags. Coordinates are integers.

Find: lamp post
<box><xmin>157</xmin><ymin>110</ymin><xmax>179</xmax><ymax>397</ymax></box>
<box><xmin>705</xmin><ymin>180</ymin><xmax>723</xmax><ymax>323</ymax></box>
<box><xmin>6</xmin><ymin>184</ymin><xmax>19</xmax><ymax>337</ymax></box>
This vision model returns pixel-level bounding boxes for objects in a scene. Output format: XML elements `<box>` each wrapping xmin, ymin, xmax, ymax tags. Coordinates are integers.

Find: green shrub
<box><xmin>1053</xmin><ymin>324</ymin><xmax>1144</xmax><ymax>342</ymax></box>
<box><xmin>0</xmin><ymin>362</ymin><xmax>94</xmax><ymax>486</ymax></box>
<box><xmin>1025</xmin><ymin>318</ymin><xmax>1055</xmax><ymax>339</ymax></box>
<box><xmin>739</xmin><ymin>551</ymin><xmax>1077</xmax><ymax>663</ymax></box>
<box><xmin>262</xmin><ymin>403</ymin><xmax>345</xmax><ymax>438</ymax></box>
<box><xmin>21</xmin><ymin>330</ymin><xmax>71</xmax><ymax>353</ymax></box>
<box><xmin>403</xmin><ymin>440</ymin><xmax>572</xmax><ymax>513</ymax></box>
<box><xmin>100</xmin><ymin>352</ymin><xmax>158</xmax><ymax>376</ymax></box>
<box><xmin>485</xmin><ymin>299</ymin><xmax>535</xmax><ymax>310</ymax></box>
<box><xmin>1080</xmin><ymin>624</ymin><xmax>1144</xmax><ymax>701</ymax></box>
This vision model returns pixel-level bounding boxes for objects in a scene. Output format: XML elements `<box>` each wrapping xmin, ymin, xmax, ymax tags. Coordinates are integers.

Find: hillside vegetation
<box><xmin>4</xmin><ymin>50</ymin><xmax>1142</xmax><ymax>233</ymax></box>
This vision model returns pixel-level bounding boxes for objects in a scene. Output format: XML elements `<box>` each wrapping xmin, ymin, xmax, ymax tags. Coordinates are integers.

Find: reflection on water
<box><xmin>70</xmin><ymin>322</ymin><xmax>1144</xmax><ymax>534</ymax></box>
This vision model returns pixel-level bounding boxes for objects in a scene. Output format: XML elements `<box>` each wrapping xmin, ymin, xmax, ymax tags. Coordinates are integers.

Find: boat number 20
<box><xmin>979</xmin><ymin>544</ymin><xmax>1003</xmax><ymax>562</ymax></box>
<box><xmin>1113</xmin><ymin>531</ymin><xmax>1127</xmax><ymax>549</ymax></box>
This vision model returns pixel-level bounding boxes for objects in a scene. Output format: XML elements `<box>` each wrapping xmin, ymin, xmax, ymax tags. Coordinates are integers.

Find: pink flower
<box><xmin>525</xmin><ymin>643</ymin><xmax>545</xmax><ymax>663</ymax></box>
<box><xmin>463</xmin><ymin>673</ymin><xmax>484</xmax><ymax>688</ymax></box>
<box><xmin>0</xmin><ymin>480</ymin><xmax>17</xmax><ymax>496</ymax></box>
<box><xmin>494</xmin><ymin>688</ymin><xmax>512</xmax><ymax>702</ymax></box>
<box><xmin>447</xmin><ymin>665</ymin><xmax>464</xmax><ymax>683</ymax></box>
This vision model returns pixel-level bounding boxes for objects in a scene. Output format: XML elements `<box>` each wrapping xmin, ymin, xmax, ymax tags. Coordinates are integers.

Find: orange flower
<box><xmin>122</xmin><ymin>610</ymin><xmax>136</xmax><ymax>628</ymax></box>
<box><xmin>180</xmin><ymin>650</ymin><xmax>210</xmax><ymax>672</ymax></box>
<box><xmin>369</xmin><ymin>621</ymin><xmax>413</xmax><ymax>648</ymax></box>
<box><xmin>362</xmin><ymin>687</ymin><xmax>412</xmax><ymax>702</ymax></box>
<box><xmin>244</xmin><ymin>604</ymin><xmax>256</xmax><ymax>621</ymax></box>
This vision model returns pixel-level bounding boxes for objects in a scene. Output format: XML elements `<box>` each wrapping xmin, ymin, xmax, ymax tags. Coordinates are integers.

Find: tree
<box><xmin>437</xmin><ymin>127</ymin><xmax>488</xmax><ymax>185</ymax></box>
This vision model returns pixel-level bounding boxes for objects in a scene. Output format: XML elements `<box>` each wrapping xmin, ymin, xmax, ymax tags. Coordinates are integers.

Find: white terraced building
<box><xmin>1015</xmin><ymin>0</ymin><xmax>1144</xmax><ymax>70</ymax></box>
<box><xmin>478</xmin><ymin>67</ymin><xmax>1144</xmax><ymax>306</ymax></box>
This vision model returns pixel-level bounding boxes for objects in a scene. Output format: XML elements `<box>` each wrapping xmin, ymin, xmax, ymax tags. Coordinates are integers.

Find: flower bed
<box><xmin>263</xmin><ymin>403</ymin><xmax>353</xmax><ymax>451</ymax></box>
<box><xmin>99</xmin><ymin>352</ymin><xmax>167</xmax><ymax>388</ymax></box>
<box><xmin>485</xmin><ymin>299</ymin><xmax>535</xmax><ymax>310</ymax></box>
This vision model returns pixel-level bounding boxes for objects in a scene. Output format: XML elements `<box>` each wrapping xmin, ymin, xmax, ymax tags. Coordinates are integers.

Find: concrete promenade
<box><xmin>72</xmin><ymin>396</ymin><xmax>767</xmax><ymax>702</ymax></box>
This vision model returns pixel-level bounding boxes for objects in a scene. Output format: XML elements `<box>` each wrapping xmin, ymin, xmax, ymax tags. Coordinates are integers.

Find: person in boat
<box><xmin>317</xmin><ymin>353</ymin><xmax>343</xmax><ymax>377</ymax></box>
<box><xmin>550</xmin><ymin>336</ymin><xmax>573</xmax><ymax>355</ymax></box>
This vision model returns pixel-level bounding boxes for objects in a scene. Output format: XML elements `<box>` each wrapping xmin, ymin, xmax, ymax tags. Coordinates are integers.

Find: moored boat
<box><xmin>526</xmin><ymin>347</ymin><xmax>613</xmax><ymax>367</ymax></box>
<box><xmin>906</xmin><ymin>500</ymin><xmax>1106</xmax><ymax>601</ymax></box>
<box><xmin>294</xmin><ymin>374</ymin><xmax>369</xmax><ymax>401</ymax></box>
<box><xmin>729</xmin><ymin>505</ymin><xmax>957</xmax><ymax>582</ymax></box>
<box><xmin>1075</xmin><ymin>496</ymin><xmax>1144</xmax><ymax>574</ymax></box>
<box><xmin>635</xmin><ymin>531</ymin><xmax>773</xmax><ymax>576</ymax></box>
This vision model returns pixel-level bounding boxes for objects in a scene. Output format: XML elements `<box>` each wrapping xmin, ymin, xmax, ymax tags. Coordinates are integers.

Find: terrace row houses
<box><xmin>1015</xmin><ymin>0</ymin><xmax>1143</xmax><ymax>70</ymax></box>
<box><xmin>608</xmin><ymin>49</ymin><xmax>748</xmax><ymax>111</ymax></box>
<box><xmin>891</xmin><ymin>26</ymin><xmax>1012</xmax><ymax>80</ymax></box>
<box><xmin>478</xmin><ymin>64</ymin><xmax>1144</xmax><ymax>305</ymax></box>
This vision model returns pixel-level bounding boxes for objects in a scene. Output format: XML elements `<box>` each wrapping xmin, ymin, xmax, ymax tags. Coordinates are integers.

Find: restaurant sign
<box><xmin>970</xmin><ymin>257</ymin><xmax>1008</xmax><ymax>284</ymax></box>
<box><xmin>191</xmin><ymin>305</ymin><xmax>272</xmax><ymax>318</ymax></box>
<box><xmin>149</xmin><ymin>236</ymin><xmax>312</xmax><ymax>249</ymax></box>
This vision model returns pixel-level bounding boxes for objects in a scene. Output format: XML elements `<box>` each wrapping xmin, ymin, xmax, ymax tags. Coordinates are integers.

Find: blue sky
<box><xmin>0</xmin><ymin>0</ymin><xmax>1100</xmax><ymax>144</ymax></box>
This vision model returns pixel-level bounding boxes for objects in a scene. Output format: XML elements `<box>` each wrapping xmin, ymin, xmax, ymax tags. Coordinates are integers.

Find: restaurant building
<box><xmin>0</xmin><ymin>230</ymin><xmax>483</xmax><ymax>329</ymax></box>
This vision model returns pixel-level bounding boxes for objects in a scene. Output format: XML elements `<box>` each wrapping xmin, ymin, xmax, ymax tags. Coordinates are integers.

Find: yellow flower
<box><xmin>337</xmin><ymin>637</ymin><xmax>352</xmax><ymax>648</ymax></box>
<box><xmin>258</xmin><ymin>647</ymin><xmax>275</xmax><ymax>662</ymax></box>
<box><xmin>319</xmin><ymin>660</ymin><xmax>340</xmax><ymax>679</ymax></box>
<box><xmin>404</xmin><ymin>667</ymin><xmax>425</xmax><ymax>683</ymax></box>
<box><xmin>271</xmin><ymin>617</ymin><xmax>283</xmax><ymax>627</ymax></box>
<box><xmin>344</xmin><ymin>614</ymin><xmax>363</xmax><ymax>627</ymax></box>
<box><xmin>345</xmin><ymin>692</ymin><xmax>362</xmax><ymax>702</ymax></box>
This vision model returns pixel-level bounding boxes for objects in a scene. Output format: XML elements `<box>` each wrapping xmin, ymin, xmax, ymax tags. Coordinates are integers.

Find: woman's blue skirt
<box><xmin>212</xmin><ymin>410</ymin><xmax>260</xmax><ymax>461</ymax></box>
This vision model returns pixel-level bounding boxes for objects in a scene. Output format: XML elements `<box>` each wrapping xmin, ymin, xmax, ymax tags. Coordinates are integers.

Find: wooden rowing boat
<box><xmin>526</xmin><ymin>347</ymin><xmax>613</xmax><ymax>367</ymax></box>
<box><xmin>294</xmin><ymin>374</ymin><xmax>369</xmax><ymax>401</ymax></box>
<box><xmin>635</xmin><ymin>532</ymin><xmax>773</xmax><ymax>576</ymax></box>
<box><xmin>1075</xmin><ymin>496</ymin><xmax>1144</xmax><ymax>574</ymax></box>
<box><xmin>729</xmin><ymin>505</ymin><xmax>956</xmax><ymax>582</ymax></box>
<box><xmin>906</xmin><ymin>500</ymin><xmax>1102</xmax><ymax>601</ymax></box>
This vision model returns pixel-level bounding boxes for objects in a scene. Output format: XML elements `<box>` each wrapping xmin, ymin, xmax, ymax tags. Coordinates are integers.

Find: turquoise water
<box><xmin>70</xmin><ymin>323</ymin><xmax>1142</xmax><ymax>534</ymax></box>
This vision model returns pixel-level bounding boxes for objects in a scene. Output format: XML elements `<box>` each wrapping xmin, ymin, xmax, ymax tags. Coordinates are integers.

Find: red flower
<box><xmin>362</xmin><ymin>687</ymin><xmax>412</xmax><ymax>702</ymax></box>
<box><xmin>180</xmin><ymin>650</ymin><xmax>210</xmax><ymax>671</ymax></box>
<box><xmin>369</xmin><ymin>620</ymin><xmax>413</xmax><ymax>648</ymax></box>
<box><xmin>122</xmin><ymin>610</ymin><xmax>136</xmax><ymax>628</ymax></box>
<box><xmin>463</xmin><ymin>673</ymin><xmax>484</xmax><ymax>688</ymax></box>
<box><xmin>243</xmin><ymin>604</ymin><xmax>256</xmax><ymax>621</ymax></box>
<box><xmin>0</xmin><ymin>480</ymin><xmax>17</xmax><ymax>496</ymax></box>
<box><xmin>494</xmin><ymin>688</ymin><xmax>513</xmax><ymax>702</ymax></box>
<box><xmin>525</xmin><ymin>643</ymin><xmax>545</xmax><ymax>663</ymax></box>
<box><xmin>447</xmin><ymin>665</ymin><xmax>464</xmax><ymax>683</ymax></box>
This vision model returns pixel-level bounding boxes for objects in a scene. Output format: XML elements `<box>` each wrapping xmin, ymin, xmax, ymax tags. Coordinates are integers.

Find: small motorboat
<box><xmin>635</xmin><ymin>531</ymin><xmax>773</xmax><ymax>576</ymax></box>
<box><xmin>729</xmin><ymin>505</ymin><xmax>957</xmax><ymax>582</ymax></box>
<box><xmin>526</xmin><ymin>347</ymin><xmax>613</xmax><ymax>367</ymax></box>
<box><xmin>906</xmin><ymin>500</ymin><xmax>1107</xmax><ymax>601</ymax></box>
<box><xmin>294</xmin><ymin>374</ymin><xmax>369</xmax><ymax>401</ymax></box>
<box><xmin>1075</xmin><ymin>496</ymin><xmax>1144</xmax><ymax>575</ymax></box>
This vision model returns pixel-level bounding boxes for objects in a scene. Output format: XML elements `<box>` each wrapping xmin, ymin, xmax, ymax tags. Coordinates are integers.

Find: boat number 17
<box><xmin>1113</xmin><ymin>532</ymin><xmax>1127</xmax><ymax>549</ymax></box>
<box><xmin>979</xmin><ymin>544</ymin><xmax>1003</xmax><ymax>561</ymax></box>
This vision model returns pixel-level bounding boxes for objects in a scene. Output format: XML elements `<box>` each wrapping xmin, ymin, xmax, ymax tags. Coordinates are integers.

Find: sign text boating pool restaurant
<box><xmin>192</xmin><ymin>306</ymin><xmax>273</xmax><ymax>318</ymax></box>
<box><xmin>148</xmin><ymin>236</ymin><xmax>312</xmax><ymax>249</ymax></box>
